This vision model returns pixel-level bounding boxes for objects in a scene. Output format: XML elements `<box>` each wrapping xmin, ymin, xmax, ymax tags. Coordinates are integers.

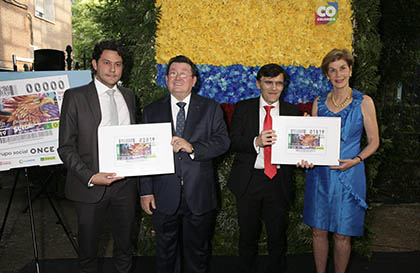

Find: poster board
<box><xmin>271</xmin><ymin>116</ymin><xmax>341</xmax><ymax>166</ymax></box>
<box><xmin>98</xmin><ymin>123</ymin><xmax>175</xmax><ymax>177</ymax></box>
<box><xmin>0</xmin><ymin>71</ymin><xmax>91</xmax><ymax>171</ymax></box>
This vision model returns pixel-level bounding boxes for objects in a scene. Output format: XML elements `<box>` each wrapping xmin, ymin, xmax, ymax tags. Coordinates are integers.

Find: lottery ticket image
<box><xmin>116</xmin><ymin>136</ymin><xmax>157</xmax><ymax>161</ymax></box>
<box><xmin>0</xmin><ymin>92</ymin><xmax>59</xmax><ymax>135</ymax></box>
<box><xmin>288</xmin><ymin>128</ymin><xmax>326</xmax><ymax>153</ymax></box>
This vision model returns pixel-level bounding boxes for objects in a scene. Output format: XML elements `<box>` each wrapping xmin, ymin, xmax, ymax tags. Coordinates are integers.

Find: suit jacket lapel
<box><xmin>119</xmin><ymin>87</ymin><xmax>136</xmax><ymax>124</ymax></box>
<box><xmin>279</xmin><ymin>101</ymin><xmax>287</xmax><ymax>116</ymax></box>
<box><xmin>160</xmin><ymin>95</ymin><xmax>175</xmax><ymax>134</ymax></box>
<box><xmin>250</xmin><ymin>98</ymin><xmax>260</xmax><ymax>136</ymax></box>
<box><xmin>279</xmin><ymin>100</ymin><xmax>296</xmax><ymax>116</ymax></box>
<box><xmin>86</xmin><ymin>81</ymin><xmax>102</xmax><ymax>127</ymax></box>
<box><xmin>183</xmin><ymin>93</ymin><xmax>200</xmax><ymax>140</ymax></box>
<box><xmin>251</xmin><ymin>98</ymin><xmax>289</xmax><ymax>134</ymax></box>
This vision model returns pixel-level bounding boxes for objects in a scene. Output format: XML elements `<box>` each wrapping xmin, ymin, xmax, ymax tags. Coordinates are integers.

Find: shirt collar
<box><xmin>171</xmin><ymin>93</ymin><xmax>192</xmax><ymax>106</ymax></box>
<box><xmin>259</xmin><ymin>96</ymin><xmax>279</xmax><ymax>108</ymax></box>
<box><xmin>94</xmin><ymin>77</ymin><xmax>118</xmax><ymax>95</ymax></box>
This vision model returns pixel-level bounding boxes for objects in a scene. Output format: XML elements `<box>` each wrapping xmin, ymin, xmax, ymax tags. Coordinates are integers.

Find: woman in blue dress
<box><xmin>302</xmin><ymin>49</ymin><xmax>380</xmax><ymax>273</ymax></box>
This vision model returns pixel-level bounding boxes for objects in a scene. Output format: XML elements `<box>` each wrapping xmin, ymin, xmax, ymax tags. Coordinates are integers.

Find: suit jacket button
<box><xmin>178</xmin><ymin>156</ymin><xmax>182</xmax><ymax>160</ymax></box>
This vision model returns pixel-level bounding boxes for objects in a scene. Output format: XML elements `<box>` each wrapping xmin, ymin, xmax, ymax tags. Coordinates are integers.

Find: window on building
<box><xmin>35</xmin><ymin>0</ymin><xmax>55</xmax><ymax>23</ymax></box>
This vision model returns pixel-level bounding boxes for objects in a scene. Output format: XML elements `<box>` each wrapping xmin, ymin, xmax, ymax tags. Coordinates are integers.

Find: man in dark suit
<box><xmin>58</xmin><ymin>40</ymin><xmax>138</xmax><ymax>273</ymax></box>
<box><xmin>228</xmin><ymin>64</ymin><xmax>301</xmax><ymax>273</ymax></box>
<box><xmin>140</xmin><ymin>55</ymin><xmax>230</xmax><ymax>273</ymax></box>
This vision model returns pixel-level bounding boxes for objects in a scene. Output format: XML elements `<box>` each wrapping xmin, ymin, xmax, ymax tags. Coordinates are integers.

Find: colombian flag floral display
<box><xmin>155</xmin><ymin>0</ymin><xmax>353</xmax><ymax>111</ymax></box>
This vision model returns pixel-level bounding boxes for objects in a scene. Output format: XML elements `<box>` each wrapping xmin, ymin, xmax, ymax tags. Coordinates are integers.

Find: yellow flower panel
<box><xmin>156</xmin><ymin>0</ymin><xmax>353</xmax><ymax>67</ymax></box>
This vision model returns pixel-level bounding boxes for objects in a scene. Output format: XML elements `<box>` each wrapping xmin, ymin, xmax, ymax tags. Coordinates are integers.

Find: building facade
<box><xmin>0</xmin><ymin>0</ymin><xmax>72</xmax><ymax>71</ymax></box>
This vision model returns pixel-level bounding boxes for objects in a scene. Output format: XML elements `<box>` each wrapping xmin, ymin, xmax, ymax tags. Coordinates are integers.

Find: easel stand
<box><xmin>0</xmin><ymin>167</ymin><xmax>79</xmax><ymax>273</ymax></box>
<box><xmin>24</xmin><ymin>167</ymin><xmax>41</xmax><ymax>273</ymax></box>
<box><xmin>0</xmin><ymin>168</ymin><xmax>40</xmax><ymax>273</ymax></box>
<box><xmin>21</xmin><ymin>167</ymin><xmax>79</xmax><ymax>253</ymax></box>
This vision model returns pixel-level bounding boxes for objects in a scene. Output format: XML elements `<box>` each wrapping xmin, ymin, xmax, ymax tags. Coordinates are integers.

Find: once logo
<box><xmin>315</xmin><ymin>2</ymin><xmax>338</xmax><ymax>25</ymax></box>
<box><xmin>30</xmin><ymin>146</ymin><xmax>55</xmax><ymax>154</ymax></box>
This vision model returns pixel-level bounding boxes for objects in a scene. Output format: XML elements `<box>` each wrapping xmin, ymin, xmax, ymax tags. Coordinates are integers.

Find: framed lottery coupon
<box><xmin>98</xmin><ymin>123</ymin><xmax>174</xmax><ymax>176</ymax></box>
<box><xmin>271</xmin><ymin>116</ymin><xmax>341</xmax><ymax>166</ymax></box>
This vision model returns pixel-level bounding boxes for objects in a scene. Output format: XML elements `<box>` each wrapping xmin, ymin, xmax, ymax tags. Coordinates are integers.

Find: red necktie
<box><xmin>263</xmin><ymin>106</ymin><xmax>277</xmax><ymax>179</ymax></box>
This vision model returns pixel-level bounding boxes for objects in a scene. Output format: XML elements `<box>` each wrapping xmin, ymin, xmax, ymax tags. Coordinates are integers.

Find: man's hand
<box><xmin>171</xmin><ymin>136</ymin><xmax>193</xmax><ymax>153</ymax></box>
<box><xmin>255</xmin><ymin>130</ymin><xmax>277</xmax><ymax>147</ymax></box>
<box><xmin>296</xmin><ymin>160</ymin><xmax>314</xmax><ymax>169</ymax></box>
<box><xmin>91</xmin><ymin>172</ymin><xmax>124</xmax><ymax>186</ymax></box>
<box><xmin>140</xmin><ymin>195</ymin><xmax>156</xmax><ymax>215</ymax></box>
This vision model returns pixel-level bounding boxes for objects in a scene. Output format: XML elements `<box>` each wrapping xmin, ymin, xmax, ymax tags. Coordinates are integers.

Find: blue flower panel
<box><xmin>157</xmin><ymin>64</ymin><xmax>332</xmax><ymax>104</ymax></box>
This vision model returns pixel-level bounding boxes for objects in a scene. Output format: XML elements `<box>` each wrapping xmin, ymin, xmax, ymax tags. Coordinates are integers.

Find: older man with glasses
<box><xmin>140</xmin><ymin>55</ymin><xmax>230</xmax><ymax>273</ymax></box>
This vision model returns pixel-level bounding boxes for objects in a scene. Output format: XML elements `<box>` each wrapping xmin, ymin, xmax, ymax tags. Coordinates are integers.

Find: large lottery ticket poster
<box><xmin>0</xmin><ymin>71</ymin><xmax>91</xmax><ymax>170</ymax></box>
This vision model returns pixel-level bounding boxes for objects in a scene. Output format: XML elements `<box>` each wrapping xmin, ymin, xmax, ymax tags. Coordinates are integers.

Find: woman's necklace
<box><xmin>331</xmin><ymin>88</ymin><xmax>352</xmax><ymax>108</ymax></box>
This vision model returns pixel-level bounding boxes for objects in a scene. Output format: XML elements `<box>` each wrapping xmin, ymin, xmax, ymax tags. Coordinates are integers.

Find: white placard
<box><xmin>271</xmin><ymin>116</ymin><xmax>341</xmax><ymax>165</ymax></box>
<box><xmin>98</xmin><ymin>123</ymin><xmax>174</xmax><ymax>176</ymax></box>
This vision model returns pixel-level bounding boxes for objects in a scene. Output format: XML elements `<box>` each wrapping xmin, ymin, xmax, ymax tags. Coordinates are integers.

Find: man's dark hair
<box><xmin>92</xmin><ymin>39</ymin><xmax>124</xmax><ymax>63</ymax></box>
<box><xmin>166</xmin><ymin>55</ymin><xmax>198</xmax><ymax>77</ymax></box>
<box><xmin>256</xmin><ymin>63</ymin><xmax>289</xmax><ymax>83</ymax></box>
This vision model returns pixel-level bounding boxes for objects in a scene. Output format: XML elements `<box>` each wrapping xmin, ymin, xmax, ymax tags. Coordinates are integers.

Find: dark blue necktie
<box><xmin>175</xmin><ymin>102</ymin><xmax>186</xmax><ymax>137</ymax></box>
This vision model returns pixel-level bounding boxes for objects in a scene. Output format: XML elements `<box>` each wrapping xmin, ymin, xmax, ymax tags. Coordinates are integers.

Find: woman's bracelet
<box><xmin>355</xmin><ymin>155</ymin><xmax>363</xmax><ymax>163</ymax></box>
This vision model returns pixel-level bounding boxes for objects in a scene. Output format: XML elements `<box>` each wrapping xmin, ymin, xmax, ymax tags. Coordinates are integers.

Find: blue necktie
<box><xmin>175</xmin><ymin>102</ymin><xmax>186</xmax><ymax>137</ymax></box>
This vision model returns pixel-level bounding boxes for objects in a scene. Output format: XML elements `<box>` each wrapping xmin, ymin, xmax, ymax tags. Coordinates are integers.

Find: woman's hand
<box><xmin>330</xmin><ymin>158</ymin><xmax>360</xmax><ymax>171</ymax></box>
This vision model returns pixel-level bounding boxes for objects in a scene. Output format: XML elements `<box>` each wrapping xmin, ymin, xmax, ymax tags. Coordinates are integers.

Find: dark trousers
<box><xmin>73</xmin><ymin>180</ymin><xmax>137</xmax><ymax>273</ymax></box>
<box><xmin>152</xmin><ymin>190</ymin><xmax>215</xmax><ymax>273</ymax></box>
<box><xmin>237</xmin><ymin>170</ymin><xmax>289</xmax><ymax>273</ymax></box>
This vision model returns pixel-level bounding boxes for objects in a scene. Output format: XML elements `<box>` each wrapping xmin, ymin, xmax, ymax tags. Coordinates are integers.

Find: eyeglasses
<box><xmin>261</xmin><ymin>80</ymin><xmax>284</xmax><ymax>88</ymax></box>
<box><xmin>168</xmin><ymin>71</ymin><xmax>193</xmax><ymax>79</ymax></box>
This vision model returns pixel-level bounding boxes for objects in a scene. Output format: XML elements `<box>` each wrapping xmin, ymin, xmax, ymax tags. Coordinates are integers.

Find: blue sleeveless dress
<box><xmin>303</xmin><ymin>89</ymin><xmax>367</xmax><ymax>236</ymax></box>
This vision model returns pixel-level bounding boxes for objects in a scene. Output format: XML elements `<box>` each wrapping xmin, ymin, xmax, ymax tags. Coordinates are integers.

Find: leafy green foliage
<box><xmin>212</xmin><ymin>153</ymin><xmax>240</xmax><ymax>255</ymax></box>
<box><xmin>73</xmin><ymin>0</ymin><xmax>167</xmax><ymax>110</ymax></box>
<box><xmin>91</xmin><ymin>0</ymin><xmax>167</xmax><ymax>110</ymax></box>
<box><xmin>72</xmin><ymin>0</ymin><xmax>106</xmax><ymax>69</ymax></box>
<box><xmin>374</xmin><ymin>103</ymin><xmax>420</xmax><ymax>202</ymax></box>
<box><xmin>351</xmin><ymin>0</ymin><xmax>382</xmax><ymax>99</ymax></box>
<box><xmin>372</xmin><ymin>0</ymin><xmax>420</xmax><ymax>203</ymax></box>
<box><xmin>378</xmin><ymin>0</ymin><xmax>420</xmax><ymax>85</ymax></box>
<box><xmin>286</xmin><ymin>169</ymin><xmax>313</xmax><ymax>254</ymax></box>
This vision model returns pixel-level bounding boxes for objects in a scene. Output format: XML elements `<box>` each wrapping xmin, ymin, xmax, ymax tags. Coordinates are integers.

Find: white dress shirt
<box><xmin>95</xmin><ymin>78</ymin><xmax>130</xmax><ymax>126</ymax></box>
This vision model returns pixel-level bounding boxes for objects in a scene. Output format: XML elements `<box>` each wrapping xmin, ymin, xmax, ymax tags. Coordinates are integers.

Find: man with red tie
<box><xmin>228</xmin><ymin>64</ymin><xmax>301</xmax><ymax>273</ymax></box>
